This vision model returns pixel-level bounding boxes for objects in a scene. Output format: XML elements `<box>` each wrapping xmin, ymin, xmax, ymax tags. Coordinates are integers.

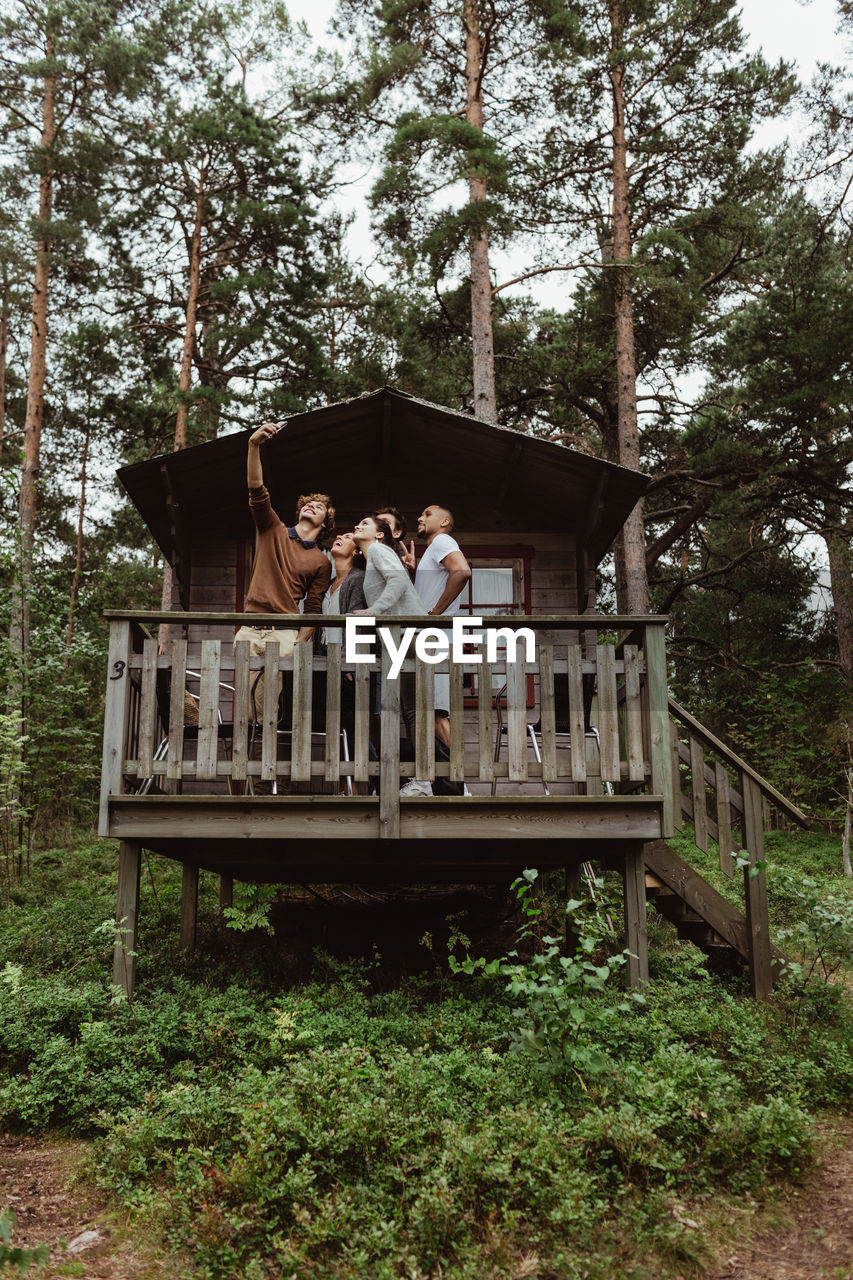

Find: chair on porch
<box><xmin>490</xmin><ymin>675</ymin><xmax>614</xmax><ymax>798</ymax></box>
<box><xmin>136</xmin><ymin>667</ymin><xmax>236</xmax><ymax>795</ymax></box>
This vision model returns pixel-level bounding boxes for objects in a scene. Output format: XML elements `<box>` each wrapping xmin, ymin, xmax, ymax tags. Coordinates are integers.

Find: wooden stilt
<box><xmin>113</xmin><ymin>839</ymin><xmax>141</xmax><ymax>998</ymax></box>
<box><xmin>181</xmin><ymin>863</ymin><xmax>199</xmax><ymax>950</ymax></box>
<box><xmin>623</xmin><ymin>844</ymin><xmax>649</xmax><ymax>988</ymax></box>
<box><xmin>742</xmin><ymin>776</ymin><xmax>772</xmax><ymax>1000</ymax></box>
<box><xmin>219</xmin><ymin>875</ymin><xmax>233</xmax><ymax>913</ymax></box>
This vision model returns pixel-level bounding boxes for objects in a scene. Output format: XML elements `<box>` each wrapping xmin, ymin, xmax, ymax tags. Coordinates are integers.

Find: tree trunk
<box><xmin>608</xmin><ymin>2</ymin><xmax>649</xmax><ymax>614</ymax></box>
<box><xmin>13</xmin><ymin>45</ymin><xmax>56</xmax><ymax>661</ymax></box>
<box><xmin>174</xmin><ymin>170</ymin><xmax>205</xmax><ymax>450</ymax></box>
<box><xmin>843</xmin><ymin>760</ymin><xmax>852</xmax><ymax>878</ymax></box>
<box><xmin>825</xmin><ymin>519</ymin><xmax>853</xmax><ymax>689</ymax></box>
<box><xmin>64</xmin><ymin>423</ymin><xmax>90</xmax><ymax>665</ymax></box>
<box><xmin>0</xmin><ymin>267</ymin><xmax>8</xmax><ymax>449</ymax></box>
<box><xmin>824</xmin><ymin>509</ymin><xmax>853</xmax><ymax>874</ymax></box>
<box><xmin>161</xmin><ymin>170</ymin><xmax>205</xmax><ymax>651</ymax></box>
<box><xmin>463</xmin><ymin>0</ymin><xmax>497</xmax><ymax>423</ymax></box>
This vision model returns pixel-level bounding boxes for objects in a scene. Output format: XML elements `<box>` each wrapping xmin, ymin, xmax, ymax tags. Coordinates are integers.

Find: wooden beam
<box><xmin>623</xmin><ymin>844</ymin><xmax>649</xmax><ymax>988</ymax></box>
<box><xmin>219</xmin><ymin>875</ymin><xmax>233</xmax><ymax>912</ymax></box>
<box><xmin>107</xmin><ymin>794</ymin><xmax>664</xmax><ymax>844</ymax></box>
<box><xmin>645</xmin><ymin>625</ymin><xmax>674</xmax><ymax>836</ymax></box>
<box><xmin>112</xmin><ymin>840</ymin><xmax>141</xmax><ymax>998</ymax></box>
<box><xmin>742</xmin><ymin>775</ymin><xmax>772</xmax><ymax>1001</ymax></box>
<box><xmin>181</xmin><ymin>863</ymin><xmax>199</xmax><ymax>950</ymax></box>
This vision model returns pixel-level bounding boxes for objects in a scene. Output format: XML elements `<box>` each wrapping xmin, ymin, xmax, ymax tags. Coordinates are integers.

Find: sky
<box><xmin>288</xmin><ymin>0</ymin><xmax>842</xmax><ymax>67</ymax></box>
<box><xmin>281</xmin><ymin>0</ymin><xmax>845</xmax><ymax>301</ymax></box>
<box><xmin>274</xmin><ymin>0</ymin><xmax>843</xmax><ymax>599</ymax></box>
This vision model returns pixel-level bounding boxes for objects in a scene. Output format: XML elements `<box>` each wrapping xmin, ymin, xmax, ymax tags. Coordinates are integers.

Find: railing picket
<box><xmin>645</xmin><ymin>623</ymin><xmax>674</xmax><ymax>837</ymax></box>
<box><xmin>415</xmin><ymin>660</ymin><xmax>435</xmax><ymax>782</ymax></box>
<box><xmin>136</xmin><ymin>639</ymin><xmax>159</xmax><ymax>779</ymax></box>
<box><xmin>380</xmin><ymin>628</ymin><xmax>401</xmax><ymax>837</ymax></box>
<box><xmin>567</xmin><ymin>644</ymin><xmax>587</xmax><ymax>783</ymax></box>
<box><xmin>354</xmin><ymin>664</ymin><xmax>370</xmax><ymax>783</ymax></box>
<box><xmin>324</xmin><ymin>645</ymin><xmax>342</xmax><ymax>785</ymax></box>
<box><xmin>670</xmin><ymin>721</ymin><xmax>683</xmax><ymax>829</ymax></box>
<box><xmin>689</xmin><ymin>736</ymin><xmax>708</xmax><ymax>853</ymax></box>
<box><xmin>196</xmin><ymin>640</ymin><xmax>221</xmax><ymax>781</ymax></box>
<box><xmin>477</xmin><ymin>661</ymin><xmax>494</xmax><ymax>783</ymax></box>
<box><xmin>231</xmin><ymin>640</ymin><xmax>250</xmax><ymax>784</ymax></box>
<box><xmin>167</xmin><ymin>639</ymin><xmax>188</xmax><ymax>781</ymax></box>
<box><xmin>291</xmin><ymin>641</ymin><xmax>313</xmax><ymax>783</ymax></box>
<box><xmin>449</xmin><ymin>661</ymin><xmax>465</xmax><ymax>783</ymax></box>
<box><xmin>715</xmin><ymin>761</ymin><xmax>734</xmax><ymax>877</ymax></box>
<box><xmin>507</xmin><ymin>656</ymin><xmax>528</xmax><ymax>782</ymax></box>
<box><xmin>623</xmin><ymin>644</ymin><xmax>644</xmax><ymax>783</ymax></box>
<box><xmin>596</xmin><ymin>644</ymin><xmax>620</xmax><ymax>783</ymax></box>
<box><xmin>539</xmin><ymin>644</ymin><xmax>557</xmax><ymax>784</ymax></box>
<box><xmin>742</xmin><ymin>773</ymin><xmax>772</xmax><ymax>1000</ymax></box>
<box><xmin>261</xmin><ymin>640</ymin><xmax>279</xmax><ymax>783</ymax></box>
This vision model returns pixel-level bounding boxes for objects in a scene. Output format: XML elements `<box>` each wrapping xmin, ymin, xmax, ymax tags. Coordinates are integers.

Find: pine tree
<box><xmin>333</xmin><ymin>0</ymin><xmax>577</xmax><ymax>421</ymax></box>
<box><xmin>523</xmin><ymin>0</ymin><xmax>795</xmax><ymax>610</ymax></box>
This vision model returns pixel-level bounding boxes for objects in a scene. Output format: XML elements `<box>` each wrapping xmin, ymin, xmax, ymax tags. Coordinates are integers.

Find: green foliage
<box><xmin>1</xmin><ymin>835</ymin><xmax>852</xmax><ymax>1279</ymax></box>
<box><xmin>0</xmin><ymin>1209</ymin><xmax>48</xmax><ymax>1277</ymax></box>
<box><xmin>222</xmin><ymin>883</ymin><xmax>277</xmax><ymax>935</ymax></box>
<box><xmin>451</xmin><ymin>871</ymin><xmax>642</xmax><ymax>1083</ymax></box>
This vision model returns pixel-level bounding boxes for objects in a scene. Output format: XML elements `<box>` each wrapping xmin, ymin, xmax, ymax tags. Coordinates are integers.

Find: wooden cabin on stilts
<box><xmin>100</xmin><ymin>388</ymin><xmax>808</xmax><ymax>999</ymax></box>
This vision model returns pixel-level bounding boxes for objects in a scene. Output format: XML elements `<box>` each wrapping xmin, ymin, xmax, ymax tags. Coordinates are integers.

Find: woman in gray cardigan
<box><xmin>322</xmin><ymin>531</ymin><xmax>369</xmax><ymax>792</ymax></box>
<box><xmin>352</xmin><ymin>515</ymin><xmax>431</xmax><ymax>796</ymax></box>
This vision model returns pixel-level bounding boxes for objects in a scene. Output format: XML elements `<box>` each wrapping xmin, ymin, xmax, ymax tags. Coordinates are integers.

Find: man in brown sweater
<box><xmin>235</xmin><ymin>422</ymin><xmax>333</xmax><ymax>734</ymax></box>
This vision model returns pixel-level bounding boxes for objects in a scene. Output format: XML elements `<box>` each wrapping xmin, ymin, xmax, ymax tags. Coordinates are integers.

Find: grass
<box><xmin>0</xmin><ymin>830</ymin><xmax>851</xmax><ymax>1279</ymax></box>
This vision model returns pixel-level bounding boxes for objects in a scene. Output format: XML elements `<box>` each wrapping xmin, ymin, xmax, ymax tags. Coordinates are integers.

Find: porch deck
<box><xmin>99</xmin><ymin>611</ymin><xmax>674</xmax><ymax>864</ymax></box>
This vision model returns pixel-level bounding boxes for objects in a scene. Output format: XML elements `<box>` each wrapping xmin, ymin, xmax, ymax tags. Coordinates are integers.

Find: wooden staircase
<box><xmin>637</xmin><ymin>699</ymin><xmax>810</xmax><ymax>993</ymax></box>
<box><xmin>644</xmin><ymin>840</ymin><xmax>789</xmax><ymax>979</ymax></box>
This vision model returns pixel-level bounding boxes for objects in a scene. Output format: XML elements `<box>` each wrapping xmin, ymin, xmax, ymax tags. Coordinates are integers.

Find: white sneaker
<box><xmin>400</xmin><ymin>779</ymin><xmax>433</xmax><ymax>797</ymax></box>
<box><xmin>463</xmin><ymin>784</ymin><xmax>472</xmax><ymax>796</ymax></box>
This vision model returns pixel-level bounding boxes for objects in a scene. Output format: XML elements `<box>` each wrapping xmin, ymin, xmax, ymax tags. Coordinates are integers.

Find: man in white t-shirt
<box><xmin>413</xmin><ymin>505</ymin><xmax>471</xmax><ymax>761</ymax></box>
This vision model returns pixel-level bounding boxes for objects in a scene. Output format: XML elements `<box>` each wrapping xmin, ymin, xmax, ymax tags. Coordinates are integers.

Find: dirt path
<box><xmin>0</xmin><ymin>1134</ymin><xmax>174</xmax><ymax>1279</ymax></box>
<box><xmin>702</xmin><ymin>1121</ymin><xmax>853</xmax><ymax>1280</ymax></box>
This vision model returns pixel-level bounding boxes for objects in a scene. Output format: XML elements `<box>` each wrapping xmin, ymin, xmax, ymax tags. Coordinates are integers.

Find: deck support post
<box><xmin>181</xmin><ymin>863</ymin><xmax>199</xmax><ymax>950</ymax></box>
<box><xmin>113</xmin><ymin>839</ymin><xmax>141</xmax><ymax>998</ymax></box>
<box><xmin>742</xmin><ymin>775</ymin><xmax>772</xmax><ymax>1000</ymax></box>
<box><xmin>219</xmin><ymin>875</ymin><xmax>233</xmax><ymax>913</ymax></box>
<box><xmin>623</xmin><ymin>844</ymin><xmax>648</xmax><ymax>988</ymax></box>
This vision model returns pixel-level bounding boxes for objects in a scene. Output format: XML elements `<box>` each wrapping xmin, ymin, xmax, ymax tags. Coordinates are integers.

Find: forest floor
<box><xmin>2</xmin><ymin>1121</ymin><xmax>852</xmax><ymax>1280</ymax></box>
<box><xmin>0</xmin><ymin>1133</ymin><xmax>176</xmax><ymax>1279</ymax></box>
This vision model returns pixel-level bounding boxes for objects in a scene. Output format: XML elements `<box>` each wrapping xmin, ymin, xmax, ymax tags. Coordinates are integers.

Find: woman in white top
<box><xmin>321</xmin><ymin>531</ymin><xmax>367</xmax><ymax>646</ymax></box>
<box><xmin>352</xmin><ymin>515</ymin><xmax>430</xmax><ymax>796</ymax></box>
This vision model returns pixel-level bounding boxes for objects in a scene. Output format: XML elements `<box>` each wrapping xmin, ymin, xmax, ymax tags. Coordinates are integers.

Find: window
<box><xmin>456</xmin><ymin>548</ymin><xmax>533</xmax><ymax>705</ymax></box>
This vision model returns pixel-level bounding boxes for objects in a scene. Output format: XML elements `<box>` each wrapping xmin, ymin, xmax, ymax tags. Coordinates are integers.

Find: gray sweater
<box><xmin>363</xmin><ymin>542</ymin><xmax>427</xmax><ymax>616</ymax></box>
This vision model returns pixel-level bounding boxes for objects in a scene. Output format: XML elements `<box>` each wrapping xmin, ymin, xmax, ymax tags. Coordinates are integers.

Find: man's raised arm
<box><xmin>247</xmin><ymin>422</ymin><xmax>279</xmax><ymax>488</ymax></box>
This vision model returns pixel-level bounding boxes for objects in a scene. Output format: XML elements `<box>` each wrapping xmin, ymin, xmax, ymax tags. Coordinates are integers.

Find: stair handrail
<box><xmin>668</xmin><ymin>697</ymin><xmax>810</xmax><ymax>829</ymax></box>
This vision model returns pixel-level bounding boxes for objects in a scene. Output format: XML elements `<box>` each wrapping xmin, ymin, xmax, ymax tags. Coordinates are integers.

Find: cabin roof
<box><xmin>118</xmin><ymin>386</ymin><xmax>649</xmax><ymax>564</ymax></box>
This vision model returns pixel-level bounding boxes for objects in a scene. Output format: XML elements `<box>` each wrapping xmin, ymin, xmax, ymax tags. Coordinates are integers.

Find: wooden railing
<box><xmin>664</xmin><ymin>698</ymin><xmax>810</xmax><ymax>998</ymax></box>
<box><xmin>668</xmin><ymin>698</ymin><xmax>810</xmax><ymax>869</ymax></box>
<box><xmin>99</xmin><ymin>611</ymin><xmax>673</xmax><ymax>839</ymax></box>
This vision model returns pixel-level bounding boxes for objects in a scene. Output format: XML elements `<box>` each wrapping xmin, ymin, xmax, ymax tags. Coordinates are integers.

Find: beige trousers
<box><xmin>233</xmin><ymin>625</ymin><xmax>296</xmax><ymax>733</ymax></box>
